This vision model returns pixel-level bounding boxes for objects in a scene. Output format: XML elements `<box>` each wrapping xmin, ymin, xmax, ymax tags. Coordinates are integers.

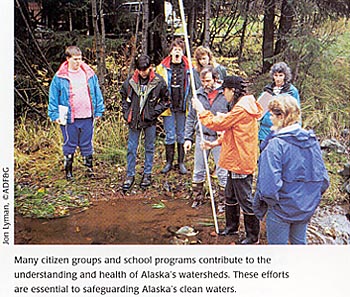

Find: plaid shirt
<box><xmin>229</xmin><ymin>171</ymin><xmax>248</xmax><ymax>179</ymax></box>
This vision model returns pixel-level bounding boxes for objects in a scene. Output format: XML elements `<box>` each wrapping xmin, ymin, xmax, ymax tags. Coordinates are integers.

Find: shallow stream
<box><xmin>308</xmin><ymin>205</ymin><xmax>350</xmax><ymax>244</ymax></box>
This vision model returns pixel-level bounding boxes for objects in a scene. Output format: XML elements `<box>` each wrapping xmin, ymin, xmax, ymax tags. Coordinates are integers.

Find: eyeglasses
<box><xmin>270</xmin><ymin>108</ymin><xmax>283</xmax><ymax>116</ymax></box>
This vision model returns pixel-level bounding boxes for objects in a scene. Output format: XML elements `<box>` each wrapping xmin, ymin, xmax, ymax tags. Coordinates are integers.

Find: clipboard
<box><xmin>257</xmin><ymin>92</ymin><xmax>273</xmax><ymax>119</ymax></box>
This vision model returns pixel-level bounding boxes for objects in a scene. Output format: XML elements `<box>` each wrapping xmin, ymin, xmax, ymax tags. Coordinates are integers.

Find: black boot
<box><xmin>217</xmin><ymin>186</ymin><xmax>226</xmax><ymax>214</ymax></box>
<box><xmin>64</xmin><ymin>154</ymin><xmax>74</xmax><ymax>181</ymax></box>
<box><xmin>161</xmin><ymin>144</ymin><xmax>175</xmax><ymax>173</ymax></box>
<box><xmin>177</xmin><ymin>143</ymin><xmax>187</xmax><ymax>174</ymax></box>
<box><xmin>191</xmin><ymin>182</ymin><xmax>204</xmax><ymax>208</ymax></box>
<box><xmin>83</xmin><ymin>155</ymin><xmax>94</xmax><ymax>178</ymax></box>
<box><xmin>219</xmin><ymin>203</ymin><xmax>240</xmax><ymax>236</ymax></box>
<box><xmin>241</xmin><ymin>214</ymin><xmax>260</xmax><ymax>244</ymax></box>
<box><xmin>122</xmin><ymin>176</ymin><xmax>135</xmax><ymax>192</ymax></box>
<box><xmin>140</xmin><ymin>174</ymin><xmax>152</xmax><ymax>188</ymax></box>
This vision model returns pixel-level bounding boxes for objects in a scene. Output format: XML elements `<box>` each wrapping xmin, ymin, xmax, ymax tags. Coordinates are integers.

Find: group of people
<box><xmin>48</xmin><ymin>42</ymin><xmax>329</xmax><ymax>245</ymax></box>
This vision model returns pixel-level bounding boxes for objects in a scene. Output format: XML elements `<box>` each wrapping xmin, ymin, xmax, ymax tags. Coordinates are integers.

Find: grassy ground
<box><xmin>14</xmin><ymin>111</ymin><xmax>349</xmax><ymax>219</ymax></box>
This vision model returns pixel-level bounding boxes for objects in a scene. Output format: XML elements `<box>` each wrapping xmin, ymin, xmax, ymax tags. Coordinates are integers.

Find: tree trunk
<box><xmin>187</xmin><ymin>0</ymin><xmax>196</xmax><ymax>45</ymax></box>
<box><xmin>203</xmin><ymin>0</ymin><xmax>210</xmax><ymax>47</ymax></box>
<box><xmin>274</xmin><ymin>0</ymin><xmax>294</xmax><ymax>56</ymax></box>
<box><xmin>99</xmin><ymin>0</ymin><xmax>106</xmax><ymax>88</ymax></box>
<box><xmin>91</xmin><ymin>0</ymin><xmax>105</xmax><ymax>93</ymax></box>
<box><xmin>142</xmin><ymin>0</ymin><xmax>149</xmax><ymax>55</ymax></box>
<box><xmin>91</xmin><ymin>0</ymin><xmax>100</xmax><ymax>56</ymax></box>
<box><xmin>69</xmin><ymin>9</ymin><xmax>73</xmax><ymax>31</ymax></box>
<box><xmin>184</xmin><ymin>0</ymin><xmax>198</xmax><ymax>44</ymax></box>
<box><xmin>85</xmin><ymin>9</ymin><xmax>90</xmax><ymax>35</ymax></box>
<box><xmin>262</xmin><ymin>0</ymin><xmax>275</xmax><ymax>73</ymax></box>
<box><xmin>238</xmin><ymin>0</ymin><xmax>251</xmax><ymax>61</ymax></box>
<box><xmin>149</xmin><ymin>0</ymin><xmax>165</xmax><ymax>64</ymax></box>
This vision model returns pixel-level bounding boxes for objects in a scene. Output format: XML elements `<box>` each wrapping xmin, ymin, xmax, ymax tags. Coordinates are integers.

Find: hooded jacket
<box><xmin>48</xmin><ymin>61</ymin><xmax>104</xmax><ymax>124</ymax></box>
<box><xmin>184</xmin><ymin>87</ymin><xmax>229</xmax><ymax>143</ymax></box>
<box><xmin>121</xmin><ymin>68</ymin><xmax>170</xmax><ymax>129</ymax></box>
<box><xmin>258</xmin><ymin>82</ymin><xmax>300</xmax><ymax>141</ymax></box>
<box><xmin>199</xmin><ymin>95</ymin><xmax>263</xmax><ymax>174</ymax></box>
<box><xmin>193</xmin><ymin>63</ymin><xmax>227</xmax><ymax>88</ymax></box>
<box><xmin>253</xmin><ymin>124</ymin><xmax>330</xmax><ymax>223</ymax></box>
<box><xmin>156</xmin><ymin>56</ymin><xmax>193</xmax><ymax>116</ymax></box>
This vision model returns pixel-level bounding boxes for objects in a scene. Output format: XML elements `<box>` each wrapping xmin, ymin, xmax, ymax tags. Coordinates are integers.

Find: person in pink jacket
<box><xmin>48</xmin><ymin>46</ymin><xmax>104</xmax><ymax>180</ymax></box>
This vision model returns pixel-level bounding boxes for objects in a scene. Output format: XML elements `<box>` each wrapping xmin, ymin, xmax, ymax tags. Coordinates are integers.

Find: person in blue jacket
<box><xmin>258</xmin><ymin>62</ymin><xmax>300</xmax><ymax>142</ymax></box>
<box><xmin>48</xmin><ymin>46</ymin><xmax>105</xmax><ymax>180</ymax></box>
<box><xmin>253</xmin><ymin>94</ymin><xmax>329</xmax><ymax>244</ymax></box>
<box><xmin>183</xmin><ymin>66</ymin><xmax>228</xmax><ymax>212</ymax></box>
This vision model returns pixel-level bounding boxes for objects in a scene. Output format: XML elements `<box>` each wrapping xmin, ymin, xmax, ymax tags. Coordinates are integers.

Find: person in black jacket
<box><xmin>121</xmin><ymin>55</ymin><xmax>170</xmax><ymax>191</ymax></box>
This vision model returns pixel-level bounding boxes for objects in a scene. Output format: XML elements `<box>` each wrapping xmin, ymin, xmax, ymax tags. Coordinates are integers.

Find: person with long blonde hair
<box><xmin>253</xmin><ymin>94</ymin><xmax>329</xmax><ymax>244</ymax></box>
<box><xmin>193</xmin><ymin>46</ymin><xmax>227</xmax><ymax>85</ymax></box>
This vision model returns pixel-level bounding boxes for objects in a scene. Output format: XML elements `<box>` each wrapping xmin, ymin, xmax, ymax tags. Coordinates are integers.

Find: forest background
<box><xmin>14</xmin><ymin>0</ymin><xmax>350</xmax><ymax>219</ymax></box>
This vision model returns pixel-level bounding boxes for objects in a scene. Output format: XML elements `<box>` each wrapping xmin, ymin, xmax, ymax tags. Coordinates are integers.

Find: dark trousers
<box><xmin>225</xmin><ymin>173</ymin><xmax>254</xmax><ymax>214</ymax></box>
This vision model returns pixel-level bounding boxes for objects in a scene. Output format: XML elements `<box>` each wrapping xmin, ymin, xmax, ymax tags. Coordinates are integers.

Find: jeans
<box><xmin>192</xmin><ymin>135</ymin><xmax>227</xmax><ymax>187</ymax></box>
<box><xmin>163</xmin><ymin>111</ymin><xmax>186</xmax><ymax>144</ymax></box>
<box><xmin>61</xmin><ymin>118</ymin><xmax>94</xmax><ymax>156</ymax></box>
<box><xmin>126</xmin><ymin>125</ymin><xmax>156</xmax><ymax>177</ymax></box>
<box><xmin>225</xmin><ymin>174</ymin><xmax>254</xmax><ymax>214</ymax></box>
<box><xmin>266</xmin><ymin>209</ymin><xmax>308</xmax><ymax>245</ymax></box>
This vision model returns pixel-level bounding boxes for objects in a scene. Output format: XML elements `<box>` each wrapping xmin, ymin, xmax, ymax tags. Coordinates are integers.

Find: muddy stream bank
<box><xmin>15</xmin><ymin>190</ymin><xmax>350</xmax><ymax>245</ymax></box>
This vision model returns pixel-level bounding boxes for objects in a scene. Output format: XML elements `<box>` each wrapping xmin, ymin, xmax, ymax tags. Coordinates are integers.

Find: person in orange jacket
<box><xmin>191</xmin><ymin>75</ymin><xmax>263</xmax><ymax>244</ymax></box>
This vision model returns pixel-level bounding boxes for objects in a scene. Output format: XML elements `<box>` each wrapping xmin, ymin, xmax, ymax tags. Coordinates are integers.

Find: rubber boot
<box><xmin>140</xmin><ymin>174</ymin><xmax>152</xmax><ymax>188</ymax></box>
<box><xmin>161</xmin><ymin>144</ymin><xmax>175</xmax><ymax>173</ymax></box>
<box><xmin>83</xmin><ymin>155</ymin><xmax>94</xmax><ymax>178</ymax></box>
<box><xmin>191</xmin><ymin>182</ymin><xmax>204</xmax><ymax>208</ymax></box>
<box><xmin>219</xmin><ymin>203</ymin><xmax>240</xmax><ymax>236</ymax></box>
<box><xmin>177</xmin><ymin>143</ymin><xmax>187</xmax><ymax>174</ymax></box>
<box><xmin>217</xmin><ymin>186</ymin><xmax>226</xmax><ymax>214</ymax></box>
<box><xmin>64</xmin><ymin>154</ymin><xmax>74</xmax><ymax>181</ymax></box>
<box><xmin>241</xmin><ymin>214</ymin><xmax>260</xmax><ymax>244</ymax></box>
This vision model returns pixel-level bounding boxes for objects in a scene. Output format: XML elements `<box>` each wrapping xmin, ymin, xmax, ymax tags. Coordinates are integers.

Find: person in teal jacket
<box><xmin>48</xmin><ymin>46</ymin><xmax>104</xmax><ymax>180</ymax></box>
<box><xmin>258</xmin><ymin>62</ymin><xmax>300</xmax><ymax>142</ymax></box>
